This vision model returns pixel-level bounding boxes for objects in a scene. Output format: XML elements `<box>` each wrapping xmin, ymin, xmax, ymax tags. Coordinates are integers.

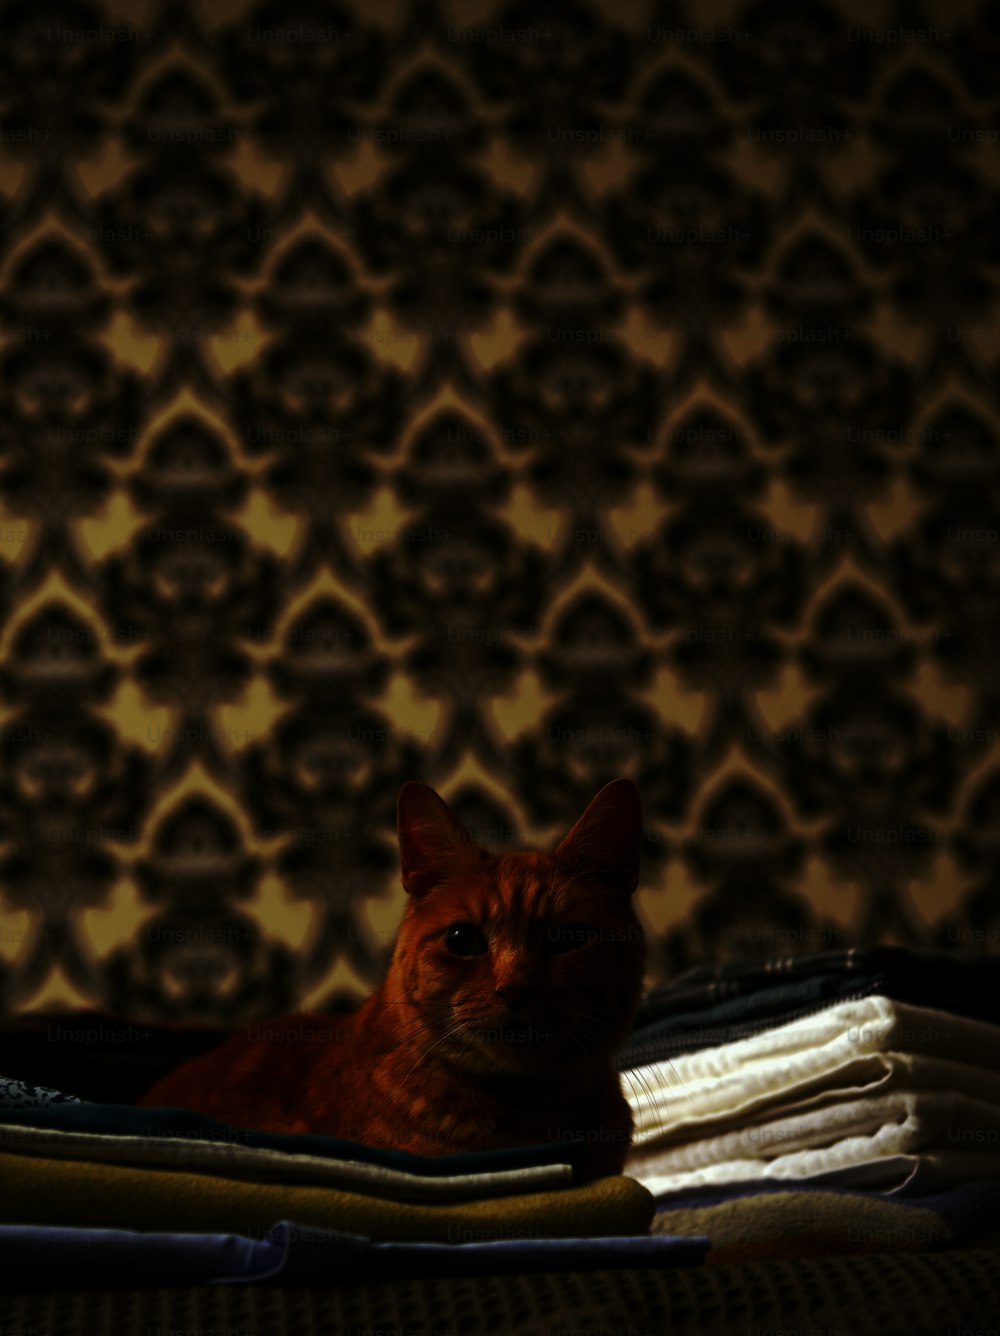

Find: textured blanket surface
<box><xmin>0</xmin><ymin>1149</ymin><xmax>655</xmax><ymax>1241</ymax></box>
<box><xmin>3</xmin><ymin>1249</ymin><xmax>1000</xmax><ymax>1336</ymax></box>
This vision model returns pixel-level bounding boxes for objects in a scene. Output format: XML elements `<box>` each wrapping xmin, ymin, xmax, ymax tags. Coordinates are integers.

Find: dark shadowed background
<box><xmin>0</xmin><ymin>0</ymin><xmax>997</xmax><ymax>1024</ymax></box>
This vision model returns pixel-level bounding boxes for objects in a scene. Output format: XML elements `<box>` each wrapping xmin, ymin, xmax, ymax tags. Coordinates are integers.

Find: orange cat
<box><xmin>140</xmin><ymin>779</ymin><xmax>647</xmax><ymax>1181</ymax></box>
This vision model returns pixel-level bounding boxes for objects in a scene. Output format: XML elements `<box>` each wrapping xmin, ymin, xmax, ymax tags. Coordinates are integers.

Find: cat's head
<box><xmin>390</xmin><ymin>780</ymin><xmax>646</xmax><ymax>1076</ymax></box>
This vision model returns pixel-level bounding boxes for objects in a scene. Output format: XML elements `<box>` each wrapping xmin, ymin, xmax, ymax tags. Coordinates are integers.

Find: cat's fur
<box><xmin>140</xmin><ymin>779</ymin><xmax>646</xmax><ymax>1181</ymax></box>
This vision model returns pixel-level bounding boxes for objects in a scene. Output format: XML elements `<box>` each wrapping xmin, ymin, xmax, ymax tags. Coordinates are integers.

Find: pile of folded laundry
<box><xmin>0</xmin><ymin>1074</ymin><xmax>700</xmax><ymax>1287</ymax></box>
<box><xmin>618</xmin><ymin>945</ymin><xmax>1000</xmax><ymax>1262</ymax></box>
<box><xmin>2</xmin><ymin>944</ymin><xmax>999</xmax><ymax>1287</ymax></box>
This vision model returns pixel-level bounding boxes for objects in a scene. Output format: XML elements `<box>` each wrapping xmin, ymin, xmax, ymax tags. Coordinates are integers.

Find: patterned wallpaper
<box><xmin>0</xmin><ymin>0</ymin><xmax>998</xmax><ymax>1023</ymax></box>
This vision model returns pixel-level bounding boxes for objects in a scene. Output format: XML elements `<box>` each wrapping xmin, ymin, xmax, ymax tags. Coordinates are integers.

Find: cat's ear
<box><xmin>397</xmin><ymin>782</ymin><xmax>475</xmax><ymax>897</ymax></box>
<box><xmin>553</xmin><ymin>778</ymin><xmax>643</xmax><ymax>895</ymax></box>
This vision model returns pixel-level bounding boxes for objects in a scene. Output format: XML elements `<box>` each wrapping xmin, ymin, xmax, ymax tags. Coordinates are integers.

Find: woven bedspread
<box><xmin>3</xmin><ymin>1250</ymin><xmax>1000</xmax><ymax>1336</ymax></box>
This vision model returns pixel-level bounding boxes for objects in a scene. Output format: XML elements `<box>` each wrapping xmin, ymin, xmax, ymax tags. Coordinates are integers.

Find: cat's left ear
<box><xmin>397</xmin><ymin>782</ymin><xmax>476</xmax><ymax>897</ymax></box>
<box><xmin>553</xmin><ymin>778</ymin><xmax>643</xmax><ymax>895</ymax></box>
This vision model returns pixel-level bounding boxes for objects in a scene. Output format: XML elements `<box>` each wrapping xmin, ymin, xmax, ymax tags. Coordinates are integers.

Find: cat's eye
<box><xmin>444</xmin><ymin>923</ymin><xmax>488</xmax><ymax>956</ymax></box>
<box><xmin>545</xmin><ymin>923</ymin><xmax>599</xmax><ymax>954</ymax></box>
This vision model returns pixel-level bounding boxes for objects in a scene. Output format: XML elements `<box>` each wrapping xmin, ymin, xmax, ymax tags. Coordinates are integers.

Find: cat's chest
<box><xmin>296</xmin><ymin>1007</ymin><xmax>630</xmax><ymax>1166</ymax></box>
<box><xmin>367</xmin><ymin>1059</ymin><xmax>626</xmax><ymax>1152</ymax></box>
<box><xmin>388</xmin><ymin>1076</ymin><xmax>632</xmax><ymax>1182</ymax></box>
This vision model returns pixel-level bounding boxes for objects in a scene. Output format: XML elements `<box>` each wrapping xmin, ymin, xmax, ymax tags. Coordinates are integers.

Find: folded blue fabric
<box><xmin>0</xmin><ymin>1222</ymin><xmax>258</xmax><ymax>1288</ymax></box>
<box><xmin>0</xmin><ymin>1221</ymin><xmax>710</xmax><ymax>1288</ymax></box>
<box><xmin>0</xmin><ymin>1079</ymin><xmax>588</xmax><ymax>1180</ymax></box>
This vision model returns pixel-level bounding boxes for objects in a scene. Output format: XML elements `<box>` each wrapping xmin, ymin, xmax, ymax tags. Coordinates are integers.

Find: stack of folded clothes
<box><xmin>3</xmin><ymin>945</ymin><xmax>998</xmax><ymax>1292</ymax></box>
<box><xmin>617</xmin><ymin>945</ymin><xmax>1000</xmax><ymax>1259</ymax></box>
<box><xmin>0</xmin><ymin>1075</ymin><xmax>705</xmax><ymax>1288</ymax></box>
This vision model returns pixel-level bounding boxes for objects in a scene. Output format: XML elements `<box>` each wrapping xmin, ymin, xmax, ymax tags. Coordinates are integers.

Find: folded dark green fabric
<box><xmin>617</xmin><ymin>946</ymin><xmax>1000</xmax><ymax>1067</ymax></box>
<box><xmin>6</xmin><ymin>1247</ymin><xmax>1000</xmax><ymax>1336</ymax></box>
<box><xmin>0</xmin><ymin>1119</ymin><xmax>575</xmax><ymax>1203</ymax></box>
<box><xmin>0</xmin><ymin>1089</ymin><xmax>589</xmax><ymax>1181</ymax></box>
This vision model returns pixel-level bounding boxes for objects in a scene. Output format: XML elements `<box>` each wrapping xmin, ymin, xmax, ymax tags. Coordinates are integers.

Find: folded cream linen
<box><xmin>627</xmin><ymin>1149</ymin><xmax>1000</xmax><ymax>1197</ymax></box>
<box><xmin>623</xmin><ymin>1051</ymin><xmax>1000</xmax><ymax>1148</ymax></box>
<box><xmin>622</xmin><ymin>997</ymin><xmax>1000</xmax><ymax>1147</ymax></box>
<box><xmin>625</xmin><ymin>1090</ymin><xmax>1000</xmax><ymax>1196</ymax></box>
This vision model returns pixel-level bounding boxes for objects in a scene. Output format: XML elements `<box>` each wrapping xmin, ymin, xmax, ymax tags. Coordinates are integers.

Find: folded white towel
<box><xmin>622</xmin><ymin>997</ymin><xmax>1000</xmax><ymax>1147</ymax></box>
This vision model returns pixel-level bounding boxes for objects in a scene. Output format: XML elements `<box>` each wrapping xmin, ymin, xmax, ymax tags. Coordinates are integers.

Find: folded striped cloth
<box><xmin>622</xmin><ymin>945</ymin><xmax>1000</xmax><ymax>1061</ymax></box>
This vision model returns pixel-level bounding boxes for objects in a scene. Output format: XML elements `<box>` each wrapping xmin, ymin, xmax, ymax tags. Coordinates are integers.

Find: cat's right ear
<box><xmin>554</xmin><ymin>778</ymin><xmax>643</xmax><ymax>895</ymax></box>
<box><xmin>397</xmin><ymin>782</ymin><xmax>473</xmax><ymax>897</ymax></box>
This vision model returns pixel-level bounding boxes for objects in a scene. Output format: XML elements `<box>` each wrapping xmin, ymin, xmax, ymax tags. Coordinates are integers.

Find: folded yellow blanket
<box><xmin>0</xmin><ymin>1151</ymin><xmax>654</xmax><ymax>1242</ymax></box>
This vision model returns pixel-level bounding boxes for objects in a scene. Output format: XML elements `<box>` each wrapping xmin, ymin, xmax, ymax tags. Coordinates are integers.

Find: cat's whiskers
<box><xmin>631</xmin><ymin>1049</ymin><xmax>692</xmax><ymax>1101</ymax></box>
<box><xmin>560</xmin><ymin>1015</ymin><xmax>607</xmax><ymax>1072</ymax></box>
<box><xmin>617</xmin><ymin>1066</ymin><xmax>665</xmax><ymax>1142</ymax></box>
<box><xmin>358</xmin><ymin>1001</ymin><xmax>465</xmax><ymax>1061</ymax></box>
<box><xmin>399</xmin><ymin>1016</ymin><xmax>477</xmax><ymax>1085</ymax></box>
<box><xmin>566</xmin><ymin>1002</ymin><xmax>676</xmax><ymax>1139</ymax></box>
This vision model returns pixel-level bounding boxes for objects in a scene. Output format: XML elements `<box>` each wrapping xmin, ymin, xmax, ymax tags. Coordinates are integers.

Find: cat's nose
<box><xmin>497</xmin><ymin>985</ymin><xmax>533</xmax><ymax>1012</ymax></box>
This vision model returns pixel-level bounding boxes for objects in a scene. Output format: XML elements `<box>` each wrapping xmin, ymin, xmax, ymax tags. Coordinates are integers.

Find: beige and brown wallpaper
<box><xmin>0</xmin><ymin>0</ymin><xmax>998</xmax><ymax>1022</ymax></box>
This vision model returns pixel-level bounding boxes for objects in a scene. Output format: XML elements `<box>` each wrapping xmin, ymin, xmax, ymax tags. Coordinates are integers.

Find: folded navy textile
<box><xmin>617</xmin><ymin>947</ymin><xmax>1000</xmax><ymax>1067</ymax></box>
<box><xmin>0</xmin><ymin>1080</ymin><xmax>590</xmax><ymax>1180</ymax></box>
<box><xmin>0</xmin><ymin>1221</ymin><xmax>710</xmax><ymax>1288</ymax></box>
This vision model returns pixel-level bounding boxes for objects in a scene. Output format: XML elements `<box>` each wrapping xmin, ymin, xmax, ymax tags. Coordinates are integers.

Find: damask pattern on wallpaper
<box><xmin>0</xmin><ymin>0</ymin><xmax>998</xmax><ymax>1021</ymax></box>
